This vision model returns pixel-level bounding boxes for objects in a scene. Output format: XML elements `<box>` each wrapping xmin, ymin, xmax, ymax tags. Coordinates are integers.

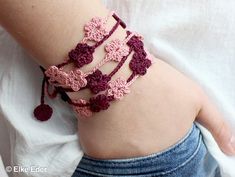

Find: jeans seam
<box><xmin>158</xmin><ymin>133</ymin><xmax>203</xmax><ymax>176</ymax></box>
<box><xmin>76</xmin><ymin>168</ymin><xmax>118</xmax><ymax>177</ymax></box>
<box><xmin>76</xmin><ymin>133</ymin><xmax>203</xmax><ymax>177</ymax></box>
<box><xmin>82</xmin><ymin>124</ymin><xmax>195</xmax><ymax>165</ymax></box>
<box><xmin>76</xmin><ymin>135</ymin><xmax>203</xmax><ymax>177</ymax></box>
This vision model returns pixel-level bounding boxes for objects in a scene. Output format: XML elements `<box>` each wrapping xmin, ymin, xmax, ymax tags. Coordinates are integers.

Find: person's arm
<box><xmin>0</xmin><ymin>0</ymin><xmax>109</xmax><ymax>68</ymax></box>
<box><xmin>0</xmin><ymin>0</ymin><xmax>234</xmax><ymax>157</ymax></box>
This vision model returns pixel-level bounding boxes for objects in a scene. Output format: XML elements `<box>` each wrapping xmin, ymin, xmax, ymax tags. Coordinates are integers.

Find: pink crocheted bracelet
<box><xmin>34</xmin><ymin>12</ymin><xmax>153</xmax><ymax>121</ymax></box>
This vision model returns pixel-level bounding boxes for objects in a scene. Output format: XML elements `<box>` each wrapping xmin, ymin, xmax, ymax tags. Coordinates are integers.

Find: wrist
<box><xmin>35</xmin><ymin>11</ymin><xmax>153</xmax><ymax>120</ymax></box>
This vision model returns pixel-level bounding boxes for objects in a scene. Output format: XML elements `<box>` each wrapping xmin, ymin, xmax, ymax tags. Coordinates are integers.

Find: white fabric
<box><xmin>0</xmin><ymin>156</ymin><xmax>9</xmax><ymax>177</ymax></box>
<box><xmin>0</xmin><ymin>31</ymin><xmax>83</xmax><ymax>177</ymax></box>
<box><xmin>0</xmin><ymin>0</ymin><xmax>235</xmax><ymax>176</ymax></box>
<box><xmin>0</xmin><ymin>118</ymin><xmax>11</xmax><ymax>176</ymax></box>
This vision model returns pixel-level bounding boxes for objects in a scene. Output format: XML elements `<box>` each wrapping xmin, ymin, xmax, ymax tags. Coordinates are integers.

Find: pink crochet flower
<box><xmin>45</xmin><ymin>66</ymin><xmax>87</xmax><ymax>91</ymax></box>
<box><xmin>84</xmin><ymin>17</ymin><xmax>109</xmax><ymax>42</ymax></box>
<box><xmin>72</xmin><ymin>99</ymin><xmax>93</xmax><ymax>118</ymax></box>
<box><xmin>45</xmin><ymin>66</ymin><xmax>67</xmax><ymax>85</ymax></box>
<box><xmin>67</xmin><ymin>69</ymin><xmax>87</xmax><ymax>91</ymax></box>
<box><xmin>105</xmin><ymin>39</ymin><xmax>129</xmax><ymax>62</ymax></box>
<box><xmin>44</xmin><ymin>66</ymin><xmax>57</xmax><ymax>76</ymax></box>
<box><xmin>107</xmin><ymin>78</ymin><xmax>130</xmax><ymax>100</ymax></box>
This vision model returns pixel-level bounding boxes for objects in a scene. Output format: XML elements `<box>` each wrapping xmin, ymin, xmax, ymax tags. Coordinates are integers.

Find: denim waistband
<box><xmin>77</xmin><ymin>123</ymin><xmax>202</xmax><ymax>176</ymax></box>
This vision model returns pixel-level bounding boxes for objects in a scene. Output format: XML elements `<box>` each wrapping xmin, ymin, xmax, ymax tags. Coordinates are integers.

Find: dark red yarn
<box><xmin>86</xmin><ymin>70</ymin><xmax>111</xmax><ymax>94</ymax></box>
<box><xmin>93</xmin><ymin>14</ymin><xmax>124</xmax><ymax>48</ymax></box>
<box><xmin>34</xmin><ymin>14</ymin><xmax>153</xmax><ymax>119</ymax></box>
<box><xmin>34</xmin><ymin>104</ymin><xmax>53</xmax><ymax>121</ymax></box>
<box><xmin>89</xmin><ymin>94</ymin><xmax>111</xmax><ymax>112</ymax></box>
<box><xmin>108</xmin><ymin>49</ymin><xmax>132</xmax><ymax>78</ymax></box>
<box><xmin>129</xmin><ymin>52</ymin><xmax>152</xmax><ymax>75</ymax></box>
<box><xmin>127</xmin><ymin>35</ymin><xmax>151</xmax><ymax>76</ymax></box>
<box><xmin>127</xmin><ymin>36</ymin><xmax>144</xmax><ymax>52</ymax></box>
<box><xmin>68</xmin><ymin>14</ymin><xmax>124</xmax><ymax>68</ymax></box>
<box><xmin>68</xmin><ymin>43</ymin><xmax>95</xmax><ymax>68</ymax></box>
<box><xmin>34</xmin><ymin>14</ymin><xmax>123</xmax><ymax>120</ymax></box>
<box><xmin>113</xmin><ymin>13</ymin><xmax>126</xmax><ymax>28</ymax></box>
<box><xmin>34</xmin><ymin>76</ymin><xmax>53</xmax><ymax>121</ymax></box>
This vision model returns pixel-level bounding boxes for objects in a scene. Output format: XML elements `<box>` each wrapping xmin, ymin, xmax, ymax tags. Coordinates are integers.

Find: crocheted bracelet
<box><xmin>34</xmin><ymin>12</ymin><xmax>153</xmax><ymax>121</ymax></box>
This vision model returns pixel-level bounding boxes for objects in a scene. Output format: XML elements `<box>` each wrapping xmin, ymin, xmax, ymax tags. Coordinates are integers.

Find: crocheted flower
<box><xmin>45</xmin><ymin>66</ymin><xmax>57</xmax><ymax>81</ymax></box>
<box><xmin>45</xmin><ymin>66</ymin><xmax>67</xmax><ymax>85</ymax></box>
<box><xmin>84</xmin><ymin>17</ymin><xmax>109</xmax><ymax>42</ymax></box>
<box><xmin>67</xmin><ymin>69</ymin><xmax>87</xmax><ymax>91</ymax></box>
<box><xmin>86</xmin><ymin>70</ymin><xmax>111</xmax><ymax>94</ymax></box>
<box><xmin>129</xmin><ymin>52</ymin><xmax>152</xmax><ymax>75</ymax></box>
<box><xmin>105</xmin><ymin>39</ymin><xmax>130</xmax><ymax>62</ymax></box>
<box><xmin>45</xmin><ymin>66</ymin><xmax>87</xmax><ymax>91</ymax></box>
<box><xmin>127</xmin><ymin>35</ymin><xmax>144</xmax><ymax>52</ymax></box>
<box><xmin>72</xmin><ymin>99</ymin><xmax>93</xmax><ymax>118</ymax></box>
<box><xmin>68</xmin><ymin>43</ymin><xmax>95</xmax><ymax>68</ymax></box>
<box><xmin>107</xmin><ymin>78</ymin><xmax>130</xmax><ymax>100</ymax></box>
<box><xmin>89</xmin><ymin>94</ymin><xmax>110</xmax><ymax>112</ymax></box>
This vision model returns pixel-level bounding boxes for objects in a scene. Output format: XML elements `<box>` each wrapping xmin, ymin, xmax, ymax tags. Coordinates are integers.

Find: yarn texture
<box><xmin>34</xmin><ymin>12</ymin><xmax>153</xmax><ymax>120</ymax></box>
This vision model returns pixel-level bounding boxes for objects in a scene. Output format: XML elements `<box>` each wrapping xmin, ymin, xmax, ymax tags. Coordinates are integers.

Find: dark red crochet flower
<box><xmin>68</xmin><ymin>43</ymin><xmax>95</xmax><ymax>68</ymax></box>
<box><xmin>129</xmin><ymin>52</ymin><xmax>152</xmax><ymax>75</ymax></box>
<box><xmin>127</xmin><ymin>36</ymin><xmax>144</xmax><ymax>52</ymax></box>
<box><xmin>86</xmin><ymin>70</ymin><xmax>111</xmax><ymax>94</ymax></box>
<box><xmin>89</xmin><ymin>94</ymin><xmax>110</xmax><ymax>112</ymax></box>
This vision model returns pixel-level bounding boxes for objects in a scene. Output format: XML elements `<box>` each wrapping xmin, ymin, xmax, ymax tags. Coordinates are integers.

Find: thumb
<box><xmin>196</xmin><ymin>93</ymin><xmax>235</xmax><ymax>156</ymax></box>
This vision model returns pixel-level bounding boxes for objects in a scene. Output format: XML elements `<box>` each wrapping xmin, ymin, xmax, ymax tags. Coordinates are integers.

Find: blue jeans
<box><xmin>72</xmin><ymin>123</ymin><xmax>221</xmax><ymax>177</ymax></box>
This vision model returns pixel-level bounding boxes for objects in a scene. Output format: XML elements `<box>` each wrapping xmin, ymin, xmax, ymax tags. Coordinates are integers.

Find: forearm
<box><xmin>1</xmin><ymin>1</ymin><xmax>235</xmax><ymax>159</ymax></box>
<box><xmin>0</xmin><ymin>0</ymin><xmax>109</xmax><ymax>67</ymax></box>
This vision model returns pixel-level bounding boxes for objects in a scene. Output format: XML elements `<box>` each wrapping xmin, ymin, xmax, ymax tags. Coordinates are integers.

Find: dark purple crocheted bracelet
<box><xmin>34</xmin><ymin>12</ymin><xmax>153</xmax><ymax>121</ymax></box>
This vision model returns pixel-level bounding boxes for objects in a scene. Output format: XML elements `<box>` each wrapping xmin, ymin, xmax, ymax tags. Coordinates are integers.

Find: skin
<box><xmin>0</xmin><ymin>0</ymin><xmax>234</xmax><ymax>159</ymax></box>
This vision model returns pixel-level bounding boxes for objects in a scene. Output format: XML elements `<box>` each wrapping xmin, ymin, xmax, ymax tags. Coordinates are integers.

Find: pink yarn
<box><xmin>83</xmin><ymin>17</ymin><xmax>109</xmax><ymax>42</ymax></box>
<box><xmin>45</xmin><ymin>66</ymin><xmax>67</xmax><ymax>85</ymax></box>
<box><xmin>67</xmin><ymin>69</ymin><xmax>87</xmax><ymax>91</ymax></box>
<box><xmin>107</xmin><ymin>77</ymin><xmax>130</xmax><ymax>100</ymax></box>
<box><xmin>91</xmin><ymin>34</ymin><xmax>133</xmax><ymax>73</ymax></box>
<box><xmin>105</xmin><ymin>39</ymin><xmax>130</xmax><ymax>62</ymax></box>
<box><xmin>146</xmin><ymin>50</ymin><xmax>155</xmax><ymax>63</ymax></box>
<box><xmin>45</xmin><ymin>66</ymin><xmax>87</xmax><ymax>91</ymax></box>
<box><xmin>72</xmin><ymin>99</ymin><xmax>93</xmax><ymax>118</ymax></box>
<box><xmin>36</xmin><ymin>12</ymin><xmax>154</xmax><ymax>120</ymax></box>
<box><xmin>82</xmin><ymin>12</ymin><xmax>114</xmax><ymax>43</ymax></box>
